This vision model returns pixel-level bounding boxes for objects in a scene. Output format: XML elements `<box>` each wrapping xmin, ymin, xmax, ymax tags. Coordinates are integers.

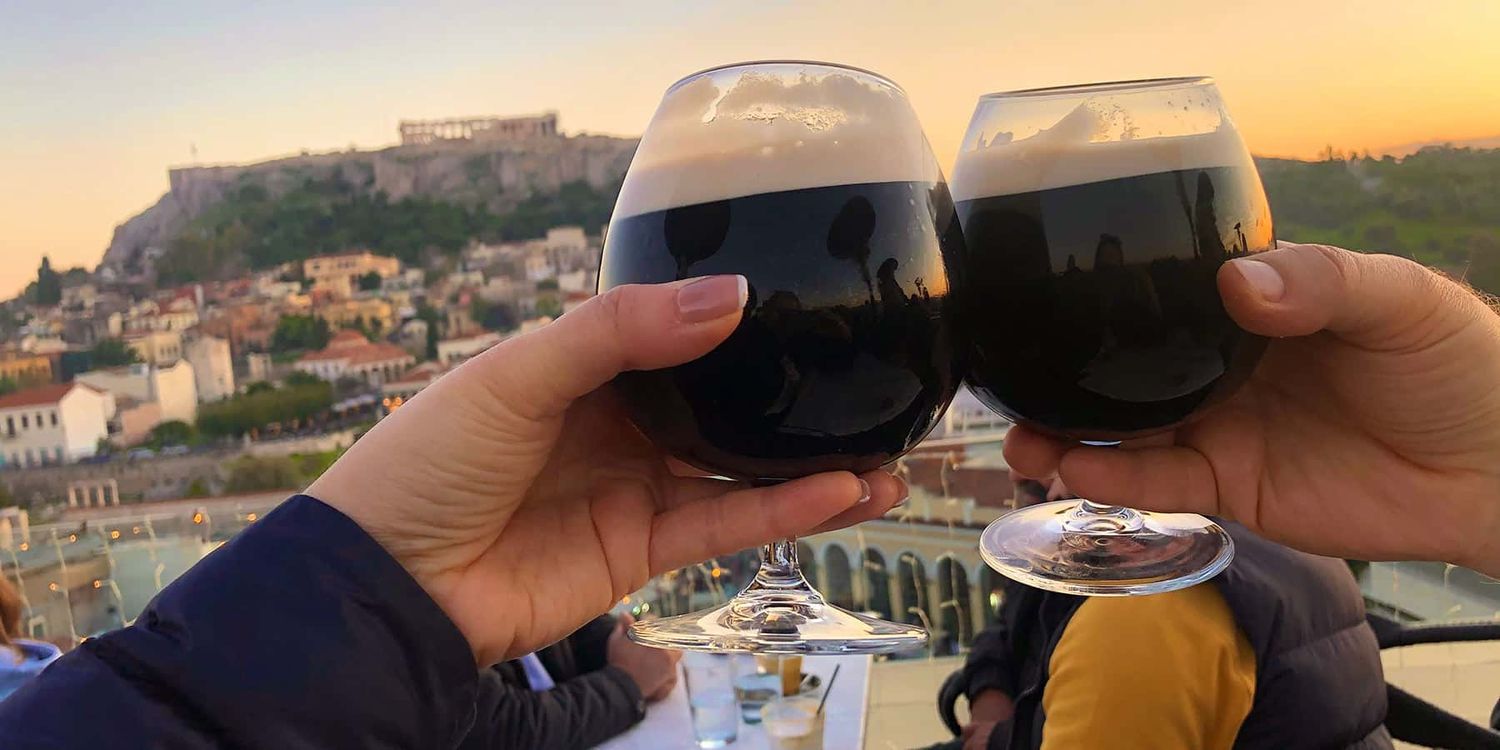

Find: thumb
<box><xmin>475</xmin><ymin>276</ymin><xmax>748</xmax><ymax>418</ymax></box>
<box><xmin>616</xmin><ymin>612</ymin><xmax>636</xmax><ymax>629</ymax></box>
<box><xmin>1218</xmin><ymin>243</ymin><xmax>1470</xmax><ymax>348</ymax></box>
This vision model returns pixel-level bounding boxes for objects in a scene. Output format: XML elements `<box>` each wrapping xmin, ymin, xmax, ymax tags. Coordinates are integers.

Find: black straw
<box><xmin>815</xmin><ymin>664</ymin><xmax>840</xmax><ymax>717</ymax></box>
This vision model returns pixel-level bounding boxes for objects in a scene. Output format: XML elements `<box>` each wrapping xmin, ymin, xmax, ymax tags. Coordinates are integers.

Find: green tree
<box><xmin>90</xmin><ymin>338</ymin><xmax>142</xmax><ymax>368</ymax></box>
<box><xmin>534</xmin><ymin>297</ymin><xmax>563</xmax><ymax>320</ymax></box>
<box><xmin>0</xmin><ymin>377</ymin><xmax>16</xmax><ymax>398</ymax></box>
<box><xmin>469</xmin><ymin>298</ymin><xmax>517</xmax><ymax>332</ymax></box>
<box><xmin>33</xmin><ymin>257</ymin><xmax>62</xmax><ymax>306</ymax></box>
<box><xmin>184</xmin><ymin>478</ymin><xmax>210</xmax><ymax>498</ymax></box>
<box><xmin>416</xmin><ymin>304</ymin><xmax>443</xmax><ymax>360</ymax></box>
<box><xmin>271</xmin><ymin>314</ymin><xmax>332</xmax><ymax>352</ymax></box>
<box><xmin>358</xmin><ymin>271</ymin><xmax>382</xmax><ymax>291</ymax></box>
<box><xmin>147</xmin><ymin>420</ymin><xmax>196</xmax><ymax>448</ymax></box>
<box><xmin>225</xmin><ymin>456</ymin><xmax>303</xmax><ymax>492</ymax></box>
<box><xmin>284</xmin><ymin>371</ymin><xmax>324</xmax><ymax>387</ymax></box>
<box><xmin>197</xmin><ymin>381</ymin><xmax>334</xmax><ymax>438</ymax></box>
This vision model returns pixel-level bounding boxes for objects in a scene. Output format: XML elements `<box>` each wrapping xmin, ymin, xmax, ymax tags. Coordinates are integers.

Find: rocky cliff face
<box><xmin>101</xmin><ymin>134</ymin><xmax>638</xmax><ymax>272</ymax></box>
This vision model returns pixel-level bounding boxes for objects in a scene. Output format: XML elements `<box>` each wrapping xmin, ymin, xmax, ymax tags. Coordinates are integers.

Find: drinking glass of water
<box><xmin>683</xmin><ymin>652</ymin><xmax>738</xmax><ymax>748</ymax></box>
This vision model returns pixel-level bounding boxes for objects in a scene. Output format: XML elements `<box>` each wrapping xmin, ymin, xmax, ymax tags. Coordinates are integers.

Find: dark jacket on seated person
<box><xmin>463</xmin><ymin>615</ymin><xmax>646</xmax><ymax>750</ymax></box>
<box><xmin>957</xmin><ymin>522</ymin><xmax>1392</xmax><ymax>750</ymax></box>
<box><xmin>0</xmin><ymin>496</ymin><xmax>636</xmax><ymax>749</ymax></box>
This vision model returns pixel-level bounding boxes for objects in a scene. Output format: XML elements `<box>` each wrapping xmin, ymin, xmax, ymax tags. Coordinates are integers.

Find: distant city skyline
<box><xmin>4</xmin><ymin>0</ymin><xmax>1498</xmax><ymax>297</ymax></box>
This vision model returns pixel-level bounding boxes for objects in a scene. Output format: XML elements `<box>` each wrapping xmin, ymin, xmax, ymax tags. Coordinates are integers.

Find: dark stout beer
<box><xmin>600</xmin><ymin>180</ymin><xmax>964</xmax><ymax>481</ymax></box>
<box><xmin>957</xmin><ymin>165</ymin><xmax>1273</xmax><ymax>439</ymax></box>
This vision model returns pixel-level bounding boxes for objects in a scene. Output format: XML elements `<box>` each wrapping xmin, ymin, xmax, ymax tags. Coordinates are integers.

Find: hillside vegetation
<box><xmin>156</xmin><ymin>175</ymin><xmax>619</xmax><ymax>283</ymax></box>
<box><xmin>1257</xmin><ymin>147</ymin><xmax>1500</xmax><ymax>293</ymax></box>
<box><xmin>150</xmin><ymin>145</ymin><xmax>1499</xmax><ymax>295</ymax></box>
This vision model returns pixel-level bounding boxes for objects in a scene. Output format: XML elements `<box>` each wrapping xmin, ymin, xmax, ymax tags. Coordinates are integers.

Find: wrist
<box><xmin>969</xmin><ymin>689</ymin><xmax>1015</xmax><ymax>724</ymax></box>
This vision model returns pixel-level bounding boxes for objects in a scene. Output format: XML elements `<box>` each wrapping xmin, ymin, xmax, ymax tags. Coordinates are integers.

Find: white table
<box><xmin>598</xmin><ymin>654</ymin><xmax>871</xmax><ymax>750</ymax></box>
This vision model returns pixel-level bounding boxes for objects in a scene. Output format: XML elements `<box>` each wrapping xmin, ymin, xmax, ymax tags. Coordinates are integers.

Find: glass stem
<box><xmin>754</xmin><ymin>539</ymin><xmax>811</xmax><ymax>590</ymax></box>
<box><xmin>1079</xmin><ymin>499</ymin><xmax>1125</xmax><ymax>514</ymax></box>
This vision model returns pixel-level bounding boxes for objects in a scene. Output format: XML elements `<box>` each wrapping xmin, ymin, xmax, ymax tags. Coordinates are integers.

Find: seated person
<box><xmin>463</xmin><ymin>613</ymin><xmax>679</xmax><ymax>750</ymax></box>
<box><xmin>0</xmin><ymin>576</ymin><xmax>61</xmax><ymax>701</ymax></box>
<box><xmin>950</xmin><ymin>475</ymin><xmax>1391</xmax><ymax>750</ymax></box>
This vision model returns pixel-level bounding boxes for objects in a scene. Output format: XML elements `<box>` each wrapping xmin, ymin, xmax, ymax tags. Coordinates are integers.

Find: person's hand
<box><xmin>607</xmin><ymin>613</ymin><xmax>679</xmax><ymax>701</ymax></box>
<box><xmin>960</xmin><ymin>689</ymin><xmax>1014</xmax><ymax>749</ymax></box>
<box><xmin>961</xmin><ymin>722</ymin><xmax>996</xmax><ymax>750</ymax></box>
<box><xmin>1005</xmin><ymin>243</ymin><xmax>1500</xmax><ymax>575</ymax></box>
<box><xmin>308</xmin><ymin>276</ymin><xmax>908</xmax><ymax>665</ymax></box>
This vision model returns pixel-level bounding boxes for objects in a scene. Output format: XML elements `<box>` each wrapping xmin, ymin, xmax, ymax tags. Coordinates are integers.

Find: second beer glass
<box><xmin>952</xmin><ymin>77</ymin><xmax>1275</xmax><ymax>595</ymax></box>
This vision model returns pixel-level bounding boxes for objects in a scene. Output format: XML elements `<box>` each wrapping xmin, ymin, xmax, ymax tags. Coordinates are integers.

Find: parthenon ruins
<box><xmin>398</xmin><ymin>112</ymin><xmax>559</xmax><ymax>146</ymax></box>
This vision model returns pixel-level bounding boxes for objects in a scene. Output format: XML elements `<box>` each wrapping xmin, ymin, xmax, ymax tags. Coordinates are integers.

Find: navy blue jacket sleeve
<box><xmin>0</xmin><ymin>495</ymin><xmax>481</xmax><ymax>750</ymax></box>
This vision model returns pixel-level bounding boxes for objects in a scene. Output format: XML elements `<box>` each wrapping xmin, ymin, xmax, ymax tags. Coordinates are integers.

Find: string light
<box><xmin>110</xmin><ymin>530</ymin><xmax>121</xmax><ymax>540</ymax></box>
<box><xmin>48</xmin><ymin>582</ymin><xmax>58</xmax><ymax>592</ymax></box>
<box><xmin>68</xmin><ymin>534</ymin><xmax>77</xmax><ymax>543</ymax></box>
<box><xmin>192</xmin><ymin>513</ymin><xmax>204</xmax><ymax>525</ymax></box>
<box><xmin>245</xmin><ymin>513</ymin><xmax>257</xmax><ymax>522</ymax></box>
<box><xmin>18</xmin><ymin>543</ymin><xmax>27</xmax><ymax>551</ymax></box>
<box><xmin>92</xmin><ymin>580</ymin><xmax>102</xmax><ymax>589</ymax></box>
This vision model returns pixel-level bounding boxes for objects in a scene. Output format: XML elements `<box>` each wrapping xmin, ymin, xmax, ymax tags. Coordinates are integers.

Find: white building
<box><xmin>447</xmin><ymin>270</ymin><xmax>486</xmax><ymax>287</ymax></box>
<box><xmin>183</xmin><ymin>334</ymin><xmax>234</xmax><ymax>402</ymax></box>
<box><xmin>61</xmin><ymin>283</ymin><xmax>99</xmax><ymax>310</ymax></box>
<box><xmin>0</xmin><ymin>383</ymin><xmax>114</xmax><ymax>467</ymax></box>
<box><xmin>295</xmin><ymin>330</ymin><xmax>415</xmax><ymax>387</ymax></box>
<box><xmin>545</xmin><ymin>226</ymin><xmax>588</xmax><ymax>253</ymax></box>
<box><xmin>523</xmin><ymin>254</ymin><xmax>554</xmax><ymax>283</ymax></box>
<box><xmin>381</xmin><ymin>361</ymin><xmax>449</xmax><ymax>404</ymax></box>
<box><xmin>124</xmin><ymin>292</ymin><xmax>199</xmax><ymax>334</ymax></box>
<box><xmin>246</xmin><ymin>353</ymin><xmax>273</xmax><ymax>384</ymax></box>
<box><xmin>556</xmin><ymin>269</ymin><xmax>592</xmax><ymax>294</ymax></box>
<box><xmin>435</xmin><ymin>332</ymin><xmax>501</xmax><ymax>365</ymax></box>
<box><xmin>76</xmin><ymin>360</ymin><xmax>198</xmax><ymax>426</ymax></box>
<box><xmin>255</xmin><ymin>279</ymin><xmax>302</xmax><ymax>300</ymax></box>
<box><xmin>123</xmin><ymin>329</ymin><xmax>183</xmax><ymax>366</ymax></box>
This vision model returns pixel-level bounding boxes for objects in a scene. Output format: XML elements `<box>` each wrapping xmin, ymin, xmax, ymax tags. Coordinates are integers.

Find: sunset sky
<box><xmin>3</xmin><ymin>0</ymin><xmax>1497</xmax><ymax>297</ymax></box>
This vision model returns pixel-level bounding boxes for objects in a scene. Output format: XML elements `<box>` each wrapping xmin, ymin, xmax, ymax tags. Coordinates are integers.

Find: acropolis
<box><xmin>398</xmin><ymin>112</ymin><xmax>560</xmax><ymax>146</ymax></box>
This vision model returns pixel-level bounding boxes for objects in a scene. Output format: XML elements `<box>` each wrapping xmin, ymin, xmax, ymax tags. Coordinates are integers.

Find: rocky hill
<box><xmin>102</xmin><ymin>134</ymin><xmax>638</xmax><ymax>278</ymax></box>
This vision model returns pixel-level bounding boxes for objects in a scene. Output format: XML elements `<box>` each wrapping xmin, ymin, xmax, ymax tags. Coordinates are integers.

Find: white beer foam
<box><xmin>950</xmin><ymin>101</ymin><xmax>1253</xmax><ymax>200</ymax></box>
<box><xmin>614</xmin><ymin>68</ymin><xmax>942</xmax><ymax>218</ymax></box>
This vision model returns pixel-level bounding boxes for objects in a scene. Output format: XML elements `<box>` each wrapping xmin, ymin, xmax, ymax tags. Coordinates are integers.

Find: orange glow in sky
<box><xmin>2</xmin><ymin>0</ymin><xmax>1497</xmax><ymax>297</ymax></box>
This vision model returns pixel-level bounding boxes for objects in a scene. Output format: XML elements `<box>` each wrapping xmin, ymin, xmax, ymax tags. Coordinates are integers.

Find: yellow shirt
<box><xmin>1039</xmin><ymin>584</ymin><xmax>1257</xmax><ymax>750</ymax></box>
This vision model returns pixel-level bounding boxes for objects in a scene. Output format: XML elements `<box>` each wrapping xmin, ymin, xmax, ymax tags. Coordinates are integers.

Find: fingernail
<box><xmin>1231</xmin><ymin>259</ymin><xmax>1285</xmax><ymax>302</ymax></box>
<box><xmin>894</xmin><ymin>487</ymin><xmax>909</xmax><ymax>507</ymax></box>
<box><xmin>677</xmin><ymin>275</ymin><xmax>748</xmax><ymax>323</ymax></box>
<box><xmin>856</xmin><ymin>478</ymin><xmax>871</xmax><ymax>504</ymax></box>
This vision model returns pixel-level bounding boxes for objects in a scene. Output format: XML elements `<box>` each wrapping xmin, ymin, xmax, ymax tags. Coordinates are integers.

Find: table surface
<box><xmin>598</xmin><ymin>654</ymin><xmax>871</xmax><ymax>750</ymax></box>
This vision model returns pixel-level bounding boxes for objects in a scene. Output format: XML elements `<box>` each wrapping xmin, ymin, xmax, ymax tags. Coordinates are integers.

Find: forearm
<box><xmin>0</xmin><ymin>496</ymin><xmax>480</xmax><ymax>749</ymax></box>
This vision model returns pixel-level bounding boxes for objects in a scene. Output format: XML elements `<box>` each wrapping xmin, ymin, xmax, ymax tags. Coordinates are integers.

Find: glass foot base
<box><xmin>628</xmin><ymin>587</ymin><xmax>928</xmax><ymax>654</ymax></box>
<box><xmin>979</xmin><ymin>499</ymin><xmax>1234</xmax><ymax>596</ymax></box>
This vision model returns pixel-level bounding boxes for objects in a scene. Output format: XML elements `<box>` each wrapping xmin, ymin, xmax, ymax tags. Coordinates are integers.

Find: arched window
<box><xmin>797</xmin><ymin>541</ymin><xmax>818</xmax><ymax>590</ymax></box>
<box><xmin>897</xmin><ymin>553</ymin><xmax>929</xmax><ymax>627</ymax></box>
<box><xmin>861</xmin><ymin>549</ymin><xmax>892</xmax><ymax>619</ymax></box>
<box><xmin>980</xmin><ymin>566</ymin><xmax>1006</xmax><ymax>626</ymax></box>
<box><xmin>823</xmin><ymin>545</ymin><xmax>854</xmax><ymax>610</ymax></box>
<box><xmin>936</xmin><ymin>556</ymin><xmax>973</xmax><ymax>654</ymax></box>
